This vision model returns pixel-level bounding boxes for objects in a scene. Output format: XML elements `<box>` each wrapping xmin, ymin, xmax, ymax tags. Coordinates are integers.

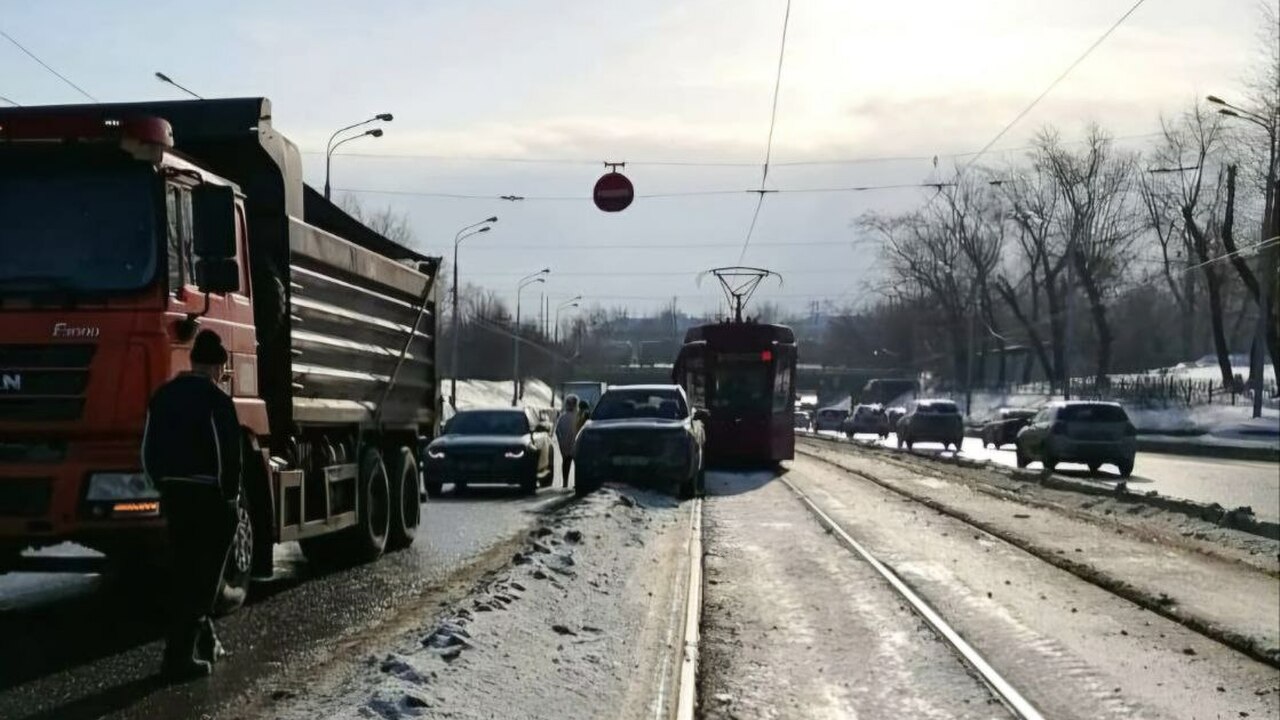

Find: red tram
<box><xmin>673</xmin><ymin>320</ymin><xmax>797</xmax><ymax>466</ymax></box>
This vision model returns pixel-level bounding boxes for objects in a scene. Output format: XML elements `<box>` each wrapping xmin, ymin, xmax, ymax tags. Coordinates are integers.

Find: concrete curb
<box><xmin>800</xmin><ymin>432</ymin><xmax>1280</xmax><ymax>541</ymax></box>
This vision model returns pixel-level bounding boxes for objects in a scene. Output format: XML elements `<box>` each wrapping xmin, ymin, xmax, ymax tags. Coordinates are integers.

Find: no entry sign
<box><xmin>593</xmin><ymin>171</ymin><xmax>634</xmax><ymax>212</ymax></box>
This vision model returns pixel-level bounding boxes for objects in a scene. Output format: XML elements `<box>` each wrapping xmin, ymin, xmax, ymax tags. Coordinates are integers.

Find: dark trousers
<box><xmin>159</xmin><ymin>479</ymin><xmax>235</xmax><ymax>673</ymax></box>
<box><xmin>561</xmin><ymin>456</ymin><xmax>573</xmax><ymax>486</ymax></box>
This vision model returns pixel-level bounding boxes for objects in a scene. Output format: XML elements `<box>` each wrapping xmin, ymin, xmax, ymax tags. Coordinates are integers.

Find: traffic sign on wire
<box><xmin>593</xmin><ymin>162</ymin><xmax>634</xmax><ymax>212</ymax></box>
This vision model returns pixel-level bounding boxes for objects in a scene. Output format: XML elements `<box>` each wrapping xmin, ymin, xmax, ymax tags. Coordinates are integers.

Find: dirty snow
<box><xmin>259</xmin><ymin>487</ymin><xmax>692</xmax><ymax>720</ymax></box>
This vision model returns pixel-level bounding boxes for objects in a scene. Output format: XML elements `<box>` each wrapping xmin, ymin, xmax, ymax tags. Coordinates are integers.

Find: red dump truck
<box><xmin>0</xmin><ymin>98</ymin><xmax>441</xmax><ymax>612</ymax></box>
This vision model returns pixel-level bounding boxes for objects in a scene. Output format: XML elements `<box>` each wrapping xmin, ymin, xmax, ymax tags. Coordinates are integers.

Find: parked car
<box><xmin>1015</xmin><ymin>401</ymin><xmax>1136</xmax><ymax>477</ymax></box>
<box><xmin>793</xmin><ymin>410</ymin><xmax>813</xmax><ymax>431</ymax></box>
<box><xmin>573</xmin><ymin>385</ymin><xmax>707</xmax><ymax>499</ymax></box>
<box><xmin>981</xmin><ymin>408</ymin><xmax>1037</xmax><ymax>448</ymax></box>
<box><xmin>886</xmin><ymin>405</ymin><xmax>907</xmax><ymax>428</ymax></box>
<box><xmin>896</xmin><ymin>399</ymin><xmax>965</xmax><ymax>450</ymax></box>
<box><xmin>842</xmin><ymin>404</ymin><xmax>890</xmax><ymax>438</ymax></box>
<box><xmin>423</xmin><ymin>407</ymin><xmax>555</xmax><ymax>496</ymax></box>
<box><xmin>814</xmin><ymin>407</ymin><xmax>849</xmax><ymax>433</ymax></box>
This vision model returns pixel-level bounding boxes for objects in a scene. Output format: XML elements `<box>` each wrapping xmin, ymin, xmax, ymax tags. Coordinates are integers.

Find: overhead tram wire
<box><xmin>334</xmin><ymin>180</ymin><xmax>952</xmax><ymax>201</ymax></box>
<box><xmin>738</xmin><ymin>0</ymin><xmax>793</xmax><ymax>263</ymax></box>
<box><xmin>0</xmin><ymin>29</ymin><xmax>97</xmax><ymax>102</ymax></box>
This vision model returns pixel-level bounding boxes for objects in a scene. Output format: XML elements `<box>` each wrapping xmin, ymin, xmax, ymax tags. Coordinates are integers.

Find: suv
<box><xmin>981</xmin><ymin>408</ymin><xmax>1036</xmax><ymax>449</ymax></box>
<box><xmin>814</xmin><ymin>407</ymin><xmax>849</xmax><ymax>433</ymax></box>
<box><xmin>896</xmin><ymin>399</ymin><xmax>964</xmax><ymax>450</ymax></box>
<box><xmin>1015</xmin><ymin>402</ymin><xmax>1136</xmax><ymax>477</ymax></box>
<box><xmin>842</xmin><ymin>404</ymin><xmax>890</xmax><ymax>438</ymax></box>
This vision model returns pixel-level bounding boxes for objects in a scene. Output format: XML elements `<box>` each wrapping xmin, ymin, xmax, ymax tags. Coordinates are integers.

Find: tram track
<box><xmin>795</xmin><ymin>439</ymin><xmax>1280</xmax><ymax>669</ymax></box>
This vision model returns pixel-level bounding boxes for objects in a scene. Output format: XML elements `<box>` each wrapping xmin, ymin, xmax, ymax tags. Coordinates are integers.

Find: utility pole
<box><xmin>1253</xmin><ymin>177</ymin><xmax>1278</xmax><ymax>418</ymax></box>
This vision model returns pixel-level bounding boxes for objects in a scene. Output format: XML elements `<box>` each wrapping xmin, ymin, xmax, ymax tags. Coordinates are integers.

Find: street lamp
<box><xmin>155</xmin><ymin>71</ymin><xmax>203</xmax><ymax>99</ymax></box>
<box><xmin>555</xmin><ymin>296</ymin><xmax>582</xmax><ymax>345</ymax></box>
<box><xmin>324</xmin><ymin>113</ymin><xmax>393</xmax><ymax>199</ymax></box>
<box><xmin>1208</xmin><ymin>94</ymin><xmax>1278</xmax><ymax>419</ymax></box>
<box><xmin>449</xmin><ymin>217</ymin><xmax>498</xmax><ymax>409</ymax></box>
<box><xmin>513</xmin><ymin>269</ymin><xmax>551</xmax><ymax>405</ymax></box>
<box><xmin>324</xmin><ymin>128</ymin><xmax>384</xmax><ymax>200</ymax></box>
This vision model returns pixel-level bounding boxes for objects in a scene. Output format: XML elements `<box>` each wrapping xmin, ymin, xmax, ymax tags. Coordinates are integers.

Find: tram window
<box><xmin>686</xmin><ymin>370</ymin><xmax>706</xmax><ymax>407</ymax></box>
<box><xmin>712</xmin><ymin>364</ymin><xmax>769</xmax><ymax>410</ymax></box>
<box><xmin>773</xmin><ymin>367</ymin><xmax>791</xmax><ymax>412</ymax></box>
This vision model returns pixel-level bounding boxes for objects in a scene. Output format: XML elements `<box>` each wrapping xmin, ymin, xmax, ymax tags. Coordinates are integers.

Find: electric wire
<box><xmin>0</xmin><ymin>29</ymin><xmax>97</xmax><ymax>102</ymax></box>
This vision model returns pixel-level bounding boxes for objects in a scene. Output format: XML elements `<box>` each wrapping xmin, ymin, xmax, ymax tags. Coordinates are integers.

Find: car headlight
<box><xmin>86</xmin><ymin>472</ymin><xmax>160</xmax><ymax>501</ymax></box>
<box><xmin>504</xmin><ymin>448</ymin><xmax>526</xmax><ymax>459</ymax></box>
<box><xmin>427</xmin><ymin>448</ymin><xmax>447</xmax><ymax>459</ymax></box>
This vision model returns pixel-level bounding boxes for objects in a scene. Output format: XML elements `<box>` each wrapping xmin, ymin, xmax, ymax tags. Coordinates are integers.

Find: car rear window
<box><xmin>1058</xmin><ymin>404</ymin><xmax>1129</xmax><ymax>422</ymax></box>
<box><xmin>918</xmin><ymin>401</ymin><xmax>958</xmax><ymax>414</ymax></box>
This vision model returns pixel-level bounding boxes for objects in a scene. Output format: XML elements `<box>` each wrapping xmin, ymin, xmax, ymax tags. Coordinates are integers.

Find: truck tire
<box><xmin>1117</xmin><ymin>458</ymin><xmax>1134</xmax><ymax>478</ymax></box>
<box><xmin>214</xmin><ymin>485</ymin><xmax>254</xmax><ymax>615</ymax></box>
<box><xmin>387</xmin><ymin>446</ymin><xmax>420</xmax><ymax>551</ymax></box>
<box><xmin>352</xmin><ymin>448</ymin><xmax>391</xmax><ymax>561</ymax></box>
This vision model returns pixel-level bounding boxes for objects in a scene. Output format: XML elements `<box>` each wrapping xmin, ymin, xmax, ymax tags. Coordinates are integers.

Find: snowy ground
<box><xmin>815</xmin><ymin>430</ymin><xmax>1280</xmax><ymax>522</ymax></box>
<box><xmin>777</xmin><ymin>451</ymin><xmax>1280</xmax><ymax>719</ymax></box>
<box><xmin>255</xmin><ymin>487</ymin><xmax>693</xmax><ymax>720</ymax></box>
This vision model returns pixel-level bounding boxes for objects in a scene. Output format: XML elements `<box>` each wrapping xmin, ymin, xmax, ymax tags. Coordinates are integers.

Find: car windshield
<box><xmin>1058</xmin><ymin>404</ymin><xmax>1129</xmax><ymax>423</ymax></box>
<box><xmin>0</xmin><ymin>161</ymin><xmax>160</xmax><ymax>292</ymax></box>
<box><xmin>593</xmin><ymin>389</ymin><xmax>687</xmax><ymax>420</ymax></box>
<box><xmin>447</xmin><ymin>411</ymin><xmax>529</xmax><ymax>435</ymax></box>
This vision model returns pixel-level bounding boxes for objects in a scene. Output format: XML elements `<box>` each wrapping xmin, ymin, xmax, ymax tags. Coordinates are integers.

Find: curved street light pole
<box><xmin>555</xmin><ymin>296</ymin><xmax>582</xmax><ymax>345</ymax></box>
<box><xmin>324</xmin><ymin>113</ymin><xmax>393</xmax><ymax>199</ymax></box>
<box><xmin>1209</xmin><ymin>94</ymin><xmax>1278</xmax><ymax>418</ymax></box>
<box><xmin>325</xmin><ymin>128</ymin><xmax>384</xmax><ymax>200</ymax></box>
<box><xmin>513</xmin><ymin>270</ymin><xmax>550</xmax><ymax>405</ymax></box>
<box><xmin>449</xmin><ymin>218</ymin><xmax>498</xmax><ymax>409</ymax></box>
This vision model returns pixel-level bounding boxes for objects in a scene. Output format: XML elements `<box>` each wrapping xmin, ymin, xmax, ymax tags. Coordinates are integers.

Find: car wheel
<box><xmin>1117</xmin><ymin>459</ymin><xmax>1134</xmax><ymax>478</ymax></box>
<box><xmin>896</xmin><ymin>436</ymin><xmax>904</xmax><ymax>449</ymax></box>
<box><xmin>425</xmin><ymin>480</ymin><xmax>443</xmax><ymax>499</ymax></box>
<box><xmin>1087</xmin><ymin>462</ymin><xmax>1101</xmax><ymax>475</ymax></box>
<box><xmin>574</xmin><ymin>474</ymin><xmax>599</xmax><ymax>498</ymax></box>
<box><xmin>1015</xmin><ymin>444</ymin><xmax>1029</xmax><ymax>468</ymax></box>
<box><xmin>1044</xmin><ymin>454</ymin><xmax>1058</xmax><ymax>472</ymax></box>
<box><xmin>520</xmin><ymin>469</ymin><xmax>538</xmax><ymax>495</ymax></box>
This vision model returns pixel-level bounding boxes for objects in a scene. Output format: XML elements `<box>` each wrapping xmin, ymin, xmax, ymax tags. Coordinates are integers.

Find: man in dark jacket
<box><xmin>142</xmin><ymin>330</ymin><xmax>242</xmax><ymax>680</ymax></box>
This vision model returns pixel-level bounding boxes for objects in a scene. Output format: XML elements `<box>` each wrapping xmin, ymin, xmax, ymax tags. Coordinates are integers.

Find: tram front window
<box><xmin>712</xmin><ymin>364</ymin><xmax>770</xmax><ymax>411</ymax></box>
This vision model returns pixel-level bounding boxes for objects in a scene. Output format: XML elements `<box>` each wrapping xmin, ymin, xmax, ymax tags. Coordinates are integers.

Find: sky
<box><xmin>0</xmin><ymin>0</ymin><xmax>1267</xmax><ymax>317</ymax></box>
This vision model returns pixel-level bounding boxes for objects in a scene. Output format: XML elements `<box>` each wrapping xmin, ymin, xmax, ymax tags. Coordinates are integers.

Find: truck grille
<box><xmin>0</xmin><ymin>344</ymin><xmax>96</xmax><ymax>422</ymax></box>
<box><xmin>0</xmin><ymin>478</ymin><xmax>52</xmax><ymax>518</ymax></box>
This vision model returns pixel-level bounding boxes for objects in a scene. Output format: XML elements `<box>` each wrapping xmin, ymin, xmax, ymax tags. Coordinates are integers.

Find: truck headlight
<box><xmin>86</xmin><ymin>472</ymin><xmax>160</xmax><ymax>501</ymax></box>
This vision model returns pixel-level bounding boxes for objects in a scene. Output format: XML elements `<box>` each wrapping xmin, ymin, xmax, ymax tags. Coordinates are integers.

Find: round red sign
<box><xmin>593</xmin><ymin>171</ymin><xmax>634</xmax><ymax>212</ymax></box>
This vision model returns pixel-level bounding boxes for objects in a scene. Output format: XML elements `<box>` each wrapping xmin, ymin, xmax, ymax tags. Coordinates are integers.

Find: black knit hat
<box><xmin>191</xmin><ymin>330</ymin><xmax>228</xmax><ymax>365</ymax></box>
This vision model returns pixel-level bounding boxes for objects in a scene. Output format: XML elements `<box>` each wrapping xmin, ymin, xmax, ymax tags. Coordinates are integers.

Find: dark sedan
<box><xmin>573</xmin><ymin>384</ymin><xmax>707</xmax><ymax>499</ymax></box>
<box><xmin>981</xmin><ymin>408</ymin><xmax>1036</xmax><ymax>448</ymax></box>
<box><xmin>423</xmin><ymin>407</ymin><xmax>555</xmax><ymax>496</ymax></box>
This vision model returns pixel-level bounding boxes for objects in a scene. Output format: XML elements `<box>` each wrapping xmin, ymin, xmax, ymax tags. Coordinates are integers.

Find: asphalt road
<box><xmin>0</xmin><ymin>484</ymin><xmax>573</xmax><ymax>720</ymax></box>
<box><xmin>818</xmin><ymin>430</ymin><xmax>1280</xmax><ymax>522</ymax></box>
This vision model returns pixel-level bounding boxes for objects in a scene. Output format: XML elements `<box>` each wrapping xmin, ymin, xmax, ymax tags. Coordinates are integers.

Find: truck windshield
<box><xmin>0</xmin><ymin>163</ymin><xmax>160</xmax><ymax>292</ymax></box>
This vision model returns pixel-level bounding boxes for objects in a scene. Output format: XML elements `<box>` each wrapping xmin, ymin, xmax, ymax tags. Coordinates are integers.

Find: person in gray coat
<box><xmin>554</xmin><ymin>395</ymin><xmax>582</xmax><ymax>486</ymax></box>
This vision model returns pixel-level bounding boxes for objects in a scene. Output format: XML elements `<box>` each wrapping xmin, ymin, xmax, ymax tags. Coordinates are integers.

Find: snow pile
<box><xmin>267</xmin><ymin>487</ymin><xmax>690</xmax><ymax>720</ymax></box>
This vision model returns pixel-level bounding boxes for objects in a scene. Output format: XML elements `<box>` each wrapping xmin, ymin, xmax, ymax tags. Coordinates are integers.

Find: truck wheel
<box><xmin>387</xmin><ymin>446</ymin><xmax>420</xmax><ymax>551</ymax></box>
<box><xmin>214</xmin><ymin>486</ymin><xmax>254</xmax><ymax>616</ymax></box>
<box><xmin>352</xmin><ymin>448</ymin><xmax>391</xmax><ymax>561</ymax></box>
<box><xmin>1117</xmin><ymin>459</ymin><xmax>1134</xmax><ymax>478</ymax></box>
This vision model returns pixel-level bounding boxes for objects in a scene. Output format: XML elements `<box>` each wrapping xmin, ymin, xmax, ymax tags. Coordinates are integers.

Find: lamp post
<box><xmin>555</xmin><ymin>297</ymin><xmax>582</xmax><ymax>345</ymax></box>
<box><xmin>513</xmin><ymin>269</ymin><xmax>550</xmax><ymax>405</ymax></box>
<box><xmin>449</xmin><ymin>217</ymin><xmax>498</xmax><ymax>409</ymax></box>
<box><xmin>154</xmin><ymin>71</ymin><xmax>203</xmax><ymax>99</ymax></box>
<box><xmin>324</xmin><ymin>113</ymin><xmax>393</xmax><ymax>199</ymax></box>
<box><xmin>1208</xmin><ymin>94</ymin><xmax>1278</xmax><ymax>418</ymax></box>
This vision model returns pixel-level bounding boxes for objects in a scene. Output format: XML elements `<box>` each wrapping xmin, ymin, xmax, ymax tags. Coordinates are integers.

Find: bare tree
<box><xmin>1036</xmin><ymin>125</ymin><xmax>1141</xmax><ymax>386</ymax></box>
<box><xmin>336</xmin><ymin>193</ymin><xmax>415</xmax><ymax>246</ymax></box>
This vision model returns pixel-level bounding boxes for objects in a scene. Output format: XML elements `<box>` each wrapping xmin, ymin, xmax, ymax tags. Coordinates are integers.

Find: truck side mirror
<box><xmin>192</xmin><ymin>183</ymin><xmax>237</xmax><ymax>260</ymax></box>
<box><xmin>195</xmin><ymin>258</ymin><xmax>240</xmax><ymax>294</ymax></box>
